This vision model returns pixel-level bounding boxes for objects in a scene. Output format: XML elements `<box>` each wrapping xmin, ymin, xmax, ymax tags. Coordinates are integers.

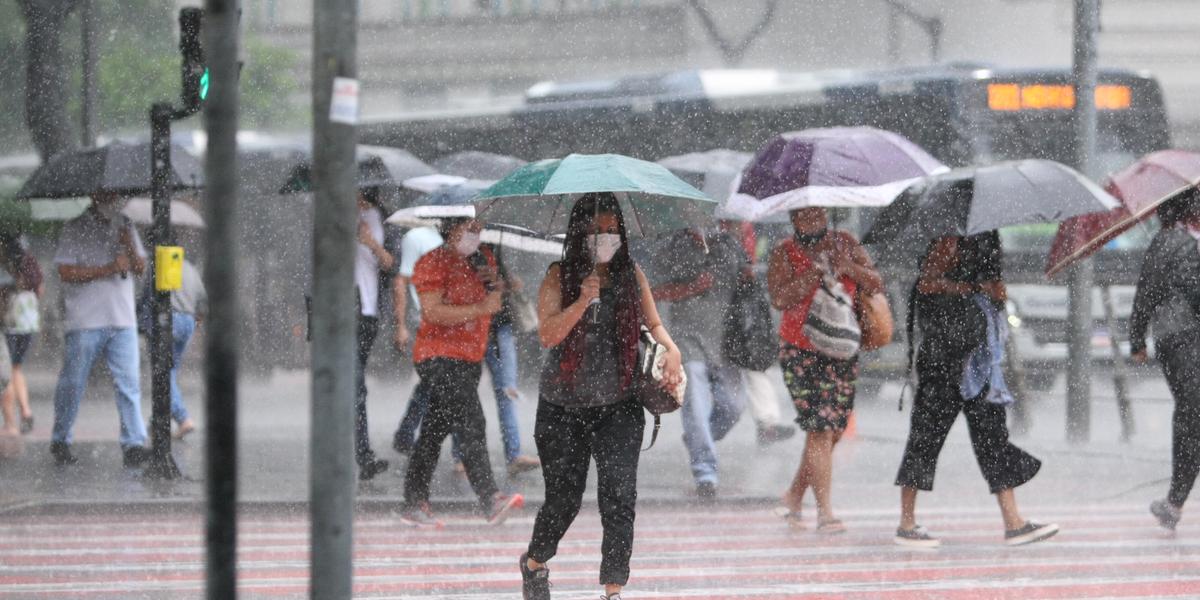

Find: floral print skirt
<box><xmin>780</xmin><ymin>345</ymin><xmax>859</xmax><ymax>433</ymax></box>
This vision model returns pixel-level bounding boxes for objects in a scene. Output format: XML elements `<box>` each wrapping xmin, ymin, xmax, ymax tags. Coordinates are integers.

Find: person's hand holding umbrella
<box><xmin>114</xmin><ymin>222</ymin><xmax>145</xmax><ymax>279</ymax></box>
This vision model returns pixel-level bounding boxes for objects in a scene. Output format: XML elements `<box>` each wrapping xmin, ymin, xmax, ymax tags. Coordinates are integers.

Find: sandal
<box><xmin>772</xmin><ymin>505</ymin><xmax>806</xmax><ymax>530</ymax></box>
<box><xmin>816</xmin><ymin>517</ymin><xmax>846</xmax><ymax>535</ymax></box>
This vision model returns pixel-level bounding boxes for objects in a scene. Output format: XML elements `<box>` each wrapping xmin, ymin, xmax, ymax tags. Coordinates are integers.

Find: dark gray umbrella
<box><xmin>432</xmin><ymin>151</ymin><xmax>528</xmax><ymax>181</ymax></box>
<box><xmin>17</xmin><ymin>142</ymin><xmax>204</xmax><ymax>199</ymax></box>
<box><xmin>278</xmin><ymin>145</ymin><xmax>435</xmax><ymax>194</ymax></box>
<box><xmin>862</xmin><ymin>159</ymin><xmax>1120</xmax><ymax>245</ymax></box>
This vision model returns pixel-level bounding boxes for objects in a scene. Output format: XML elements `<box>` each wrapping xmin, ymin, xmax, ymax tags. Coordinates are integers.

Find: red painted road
<box><xmin>2</xmin><ymin>504</ymin><xmax>1199</xmax><ymax>599</ymax></box>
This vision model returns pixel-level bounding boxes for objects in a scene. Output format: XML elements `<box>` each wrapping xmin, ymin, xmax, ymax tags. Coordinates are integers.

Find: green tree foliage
<box><xmin>1</xmin><ymin>0</ymin><xmax>299</xmax><ymax>154</ymax></box>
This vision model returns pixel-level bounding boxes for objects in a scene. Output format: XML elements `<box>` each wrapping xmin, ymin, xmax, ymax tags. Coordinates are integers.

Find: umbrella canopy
<box><xmin>385</xmin><ymin>182</ymin><xmax>487</xmax><ymax>227</ymax></box>
<box><xmin>432</xmin><ymin>151</ymin><xmax>528</xmax><ymax>181</ymax></box>
<box><xmin>656</xmin><ymin>149</ymin><xmax>752</xmax><ymax>205</ymax></box>
<box><xmin>1045</xmin><ymin>150</ymin><xmax>1200</xmax><ymax>277</ymax></box>
<box><xmin>0</xmin><ymin>197</ymin><xmax>204</xmax><ymax>234</ymax></box>
<box><xmin>277</xmin><ymin>145</ymin><xmax>435</xmax><ymax>194</ymax></box>
<box><xmin>17</xmin><ymin>142</ymin><xmax>204</xmax><ymax>200</ymax></box>
<box><xmin>481</xmin><ymin>223</ymin><xmax>564</xmax><ymax>257</ymax></box>
<box><xmin>862</xmin><ymin>159</ymin><xmax>1120</xmax><ymax>246</ymax></box>
<box><xmin>724</xmin><ymin>126</ymin><xmax>947</xmax><ymax>222</ymax></box>
<box><xmin>473</xmin><ymin>153</ymin><xmax>715</xmax><ymax>237</ymax></box>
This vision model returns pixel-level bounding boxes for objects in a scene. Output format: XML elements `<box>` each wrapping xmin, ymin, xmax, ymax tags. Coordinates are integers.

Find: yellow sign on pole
<box><xmin>155</xmin><ymin>246</ymin><xmax>184</xmax><ymax>291</ymax></box>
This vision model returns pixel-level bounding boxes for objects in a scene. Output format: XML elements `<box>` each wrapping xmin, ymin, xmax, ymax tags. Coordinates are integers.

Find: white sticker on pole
<box><xmin>330</xmin><ymin>77</ymin><xmax>360</xmax><ymax>125</ymax></box>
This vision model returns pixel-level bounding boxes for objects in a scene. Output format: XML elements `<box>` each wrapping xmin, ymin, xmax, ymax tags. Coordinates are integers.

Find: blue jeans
<box><xmin>394</xmin><ymin>324</ymin><xmax>523</xmax><ymax>463</ymax></box>
<box><xmin>52</xmin><ymin>327</ymin><xmax>148</xmax><ymax>449</ymax></box>
<box><xmin>680</xmin><ymin>360</ymin><xmax>745</xmax><ymax>485</ymax></box>
<box><xmin>170</xmin><ymin>313</ymin><xmax>197</xmax><ymax>424</ymax></box>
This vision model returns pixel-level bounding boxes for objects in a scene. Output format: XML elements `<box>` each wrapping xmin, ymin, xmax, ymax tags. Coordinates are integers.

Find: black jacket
<box><xmin>1129</xmin><ymin>226</ymin><xmax>1200</xmax><ymax>354</ymax></box>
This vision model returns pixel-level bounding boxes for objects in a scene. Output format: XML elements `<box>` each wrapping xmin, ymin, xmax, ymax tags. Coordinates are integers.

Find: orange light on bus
<box><xmin>988</xmin><ymin>83</ymin><xmax>1132</xmax><ymax>111</ymax></box>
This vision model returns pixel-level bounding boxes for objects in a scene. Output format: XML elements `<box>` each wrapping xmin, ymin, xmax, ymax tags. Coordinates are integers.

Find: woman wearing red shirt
<box><xmin>400</xmin><ymin>217</ymin><xmax>523</xmax><ymax>527</ymax></box>
<box><xmin>768</xmin><ymin>207</ymin><xmax>882</xmax><ymax>534</ymax></box>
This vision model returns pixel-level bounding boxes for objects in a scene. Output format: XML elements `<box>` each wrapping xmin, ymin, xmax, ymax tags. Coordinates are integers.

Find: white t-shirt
<box><xmin>355</xmin><ymin>207</ymin><xmax>386</xmax><ymax>317</ymax></box>
<box><xmin>398</xmin><ymin>227</ymin><xmax>443</xmax><ymax>312</ymax></box>
<box><xmin>54</xmin><ymin>210</ymin><xmax>148</xmax><ymax>332</ymax></box>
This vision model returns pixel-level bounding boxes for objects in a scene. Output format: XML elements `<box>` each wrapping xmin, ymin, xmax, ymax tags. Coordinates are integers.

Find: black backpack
<box><xmin>722</xmin><ymin>274</ymin><xmax>778</xmax><ymax>371</ymax></box>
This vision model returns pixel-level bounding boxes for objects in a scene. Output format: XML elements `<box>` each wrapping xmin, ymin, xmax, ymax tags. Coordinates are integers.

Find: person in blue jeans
<box><xmin>51</xmin><ymin>194</ymin><xmax>150</xmax><ymax>468</ymax></box>
<box><xmin>167</xmin><ymin>258</ymin><xmax>207</xmax><ymax>440</ymax></box>
<box><xmin>651</xmin><ymin>228</ymin><xmax>749</xmax><ymax>501</ymax></box>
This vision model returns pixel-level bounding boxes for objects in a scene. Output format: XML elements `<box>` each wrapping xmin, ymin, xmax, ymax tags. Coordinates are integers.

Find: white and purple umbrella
<box><xmin>722</xmin><ymin>126</ymin><xmax>948</xmax><ymax>222</ymax></box>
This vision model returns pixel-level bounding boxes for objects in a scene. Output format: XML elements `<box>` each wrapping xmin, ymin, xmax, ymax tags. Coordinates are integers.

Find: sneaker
<box><xmin>696</xmin><ymin>481</ymin><xmax>717</xmax><ymax>503</ymax></box>
<box><xmin>20</xmin><ymin>415</ymin><xmax>33</xmax><ymax>435</ymax></box>
<box><xmin>398</xmin><ymin>502</ymin><xmax>444</xmax><ymax>529</ymax></box>
<box><xmin>50</xmin><ymin>441</ymin><xmax>78</xmax><ymax>466</ymax></box>
<box><xmin>894</xmin><ymin>525</ymin><xmax>941</xmax><ymax>548</ymax></box>
<box><xmin>506</xmin><ymin>455</ymin><xmax>542</xmax><ymax>476</ymax></box>
<box><xmin>756</xmin><ymin>423</ymin><xmax>796</xmax><ymax>447</ymax></box>
<box><xmin>1004</xmin><ymin>521</ymin><xmax>1059</xmax><ymax>546</ymax></box>
<box><xmin>486</xmin><ymin>493</ymin><xmax>525</xmax><ymax>525</ymax></box>
<box><xmin>122</xmin><ymin>446</ymin><xmax>150</xmax><ymax>468</ymax></box>
<box><xmin>601</xmin><ymin>595</ymin><xmax>622</xmax><ymax>600</ymax></box>
<box><xmin>1151</xmin><ymin>499</ymin><xmax>1182</xmax><ymax>531</ymax></box>
<box><xmin>519</xmin><ymin>553</ymin><xmax>551</xmax><ymax>600</ymax></box>
<box><xmin>358</xmin><ymin>457</ymin><xmax>390</xmax><ymax>481</ymax></box>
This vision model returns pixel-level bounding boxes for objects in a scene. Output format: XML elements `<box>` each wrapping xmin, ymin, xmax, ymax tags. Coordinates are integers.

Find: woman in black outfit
<box><xmin>1130</xmin><ymin>196</ymin><xmax>1200</xmax><ymax>530</ymax></box>
<box><xmin>519</xmin><ymin>193</ymin><xmax>683</xmax><ymax>600</ymax></box>
<box><xmin>893</xmin><ymin>231</ymin><xmax>1058</xmax><ymax>548</ymax></box>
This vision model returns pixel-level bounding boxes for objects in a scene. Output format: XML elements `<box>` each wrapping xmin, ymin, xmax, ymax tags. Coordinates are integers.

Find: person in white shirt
<box><xmin>390</xmin><ymin>226</ymin><xmax>442</xmax><ymax>454</ymax></box>
<box><xmin>50</xmin><ymin>193</ymin><xmax>149</xmax><ymax>468</ymax></box>
<box><xmin>354</xmin><ymin>187</ymin><xmax>395</xmax><ymax>481</ymax></box>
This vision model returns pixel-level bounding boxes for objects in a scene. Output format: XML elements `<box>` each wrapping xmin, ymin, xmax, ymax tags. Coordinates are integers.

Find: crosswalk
<box><xmin>2</xmin><ymin>504</ymin><xmax>1199</xmax><ymax>598</ymax></box>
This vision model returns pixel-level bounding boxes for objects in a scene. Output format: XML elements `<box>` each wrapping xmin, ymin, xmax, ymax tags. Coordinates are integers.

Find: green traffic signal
<box><xmin>200</xmin><ymin>68</ymin><xmax>209</xmax><ymax>101</ymax></box>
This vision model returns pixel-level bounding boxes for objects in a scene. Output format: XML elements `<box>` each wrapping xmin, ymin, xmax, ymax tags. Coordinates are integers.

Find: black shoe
<box><xmin>756</xmin><ymin>423</ymin><xmax>796</xmax><ymax>447</ymax></box>
<box><xmin>1151</xmin><ymin>499</ymin><xmax>1182</xmax><ymax>531</ymax></box>
<box><xmin>519</xmin><ymin>553</ymin><xmax>551</xmax><ymax>600</ymax></box>
<box><xmin>1004</xmin><ymin>521</ymin><xmax>1059</xmax><ymax>546</ymax></box>
<box><xmin>358</xmin><ymin>458</ymin><xmax>390</xmax><ymax>481</ymax></box>
<box><xmin>122</xmin><ymin>446</ymin><xmax>149</xmax><ymax>468</ymax></box>
<box><xmin>50</xmin><ymin>441</ymin><xmax>78</xmax><ymax>466</ymax></box>
<box><xmin>696</xmin><ymin>481</ymin><xmax>717</xmax><ymax>503</ymax></box>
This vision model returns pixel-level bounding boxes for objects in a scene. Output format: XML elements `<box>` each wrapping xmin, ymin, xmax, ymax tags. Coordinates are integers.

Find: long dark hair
<box><xmin>557</xmin><ymin>193</ymin><xmax>641</xmax><ymax>391</ymax></box>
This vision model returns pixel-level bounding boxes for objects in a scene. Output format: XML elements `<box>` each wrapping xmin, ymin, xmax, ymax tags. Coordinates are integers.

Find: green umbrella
<box><xmin>473</xmin><ymin>153</ymin><xmax>715</xmax><ymax>237</ymax></box>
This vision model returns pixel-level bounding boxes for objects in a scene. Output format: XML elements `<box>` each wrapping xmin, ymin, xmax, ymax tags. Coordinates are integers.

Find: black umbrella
<box><xmin>862</xmin><ymin>160</ymin><xmax>1120</xmax><ymax>245</ymax></box>
<box><xmin>16</xmin><ymin>142</ymin><xmax>204</xmax><ymax>199</ymax></box>
<box><xmin>277</xmin><ymin>145</ymin><xmax>435</xmax><ymax>194</ymax></box>
<box><xmin>431</xmin><ymin>151</ymin><xmax>528</xmax><ymax>181</ymax></box>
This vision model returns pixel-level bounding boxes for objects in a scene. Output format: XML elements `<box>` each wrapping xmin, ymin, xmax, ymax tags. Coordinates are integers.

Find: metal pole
<box><xmin>1101</xmin><ymin>285</ymin><xmax>1135</xmax><ymax>441</ymax></box>
<box><xmin>203</xmin><ymin>0</ymin><xmax>240</xmax><ymax>597</ymax></box>
<box><xmin>144</xmin><ymin>102</ymin><xmax>180</xmax><ymax>479</ymax></box>
<box><xmin>1066</xmin><ymin>0</ymin><xmax>1099</xmax><ymax>443</ymax></box>
<box><xmin>1003</xmin><ymin>324</ymin><xmax>1031</xmax><ymax>435</ymax></box>
<box><xmin>311</xmin><ymin>0</ymin><xmax>358</xmax><ymax>597</ymax></box>
<box><xmin>80</xmin><ymin>0</ymin><xmax>97</xmax><ymax>147</ymax></box>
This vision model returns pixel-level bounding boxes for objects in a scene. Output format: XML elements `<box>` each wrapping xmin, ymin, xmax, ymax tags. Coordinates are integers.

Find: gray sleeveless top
<box><xmin>540</xmin><ymin>286</ymin><xmax>626</xmax><ymax>408</ymax></box>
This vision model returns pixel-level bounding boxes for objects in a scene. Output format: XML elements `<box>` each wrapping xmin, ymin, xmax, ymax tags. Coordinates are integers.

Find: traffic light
<box><xmin>178</xmin><ymin>7</ymin><xmax>207</xmax><ymax>115</ymax></box>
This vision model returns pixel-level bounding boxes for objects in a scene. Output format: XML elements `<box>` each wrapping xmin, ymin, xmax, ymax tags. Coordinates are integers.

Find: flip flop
<box><xmin>817</xmin><ymin>518</ymin><xmax>846</xmax><ymax>535</ymax></box>
<box><xmin>773</xmin><ymin>505</ymin><xmax>806</xmax><ymax>530</ymax></box>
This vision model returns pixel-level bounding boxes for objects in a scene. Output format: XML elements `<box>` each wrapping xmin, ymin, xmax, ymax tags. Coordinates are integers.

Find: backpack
<box><xmin>801</xmin><ymin>255</ymin><xmax>861</xmax><ymax>360</ymax></box>
<box><xmin>722</xmin><ymin>273</ymin><xmax>778</xmax><ymax>371</ymax></box>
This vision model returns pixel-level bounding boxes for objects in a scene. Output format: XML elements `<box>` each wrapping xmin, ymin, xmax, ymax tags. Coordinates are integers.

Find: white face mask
<box><xmin>455</xmin><ymin>231</ymin><xmax>482</xmax><ymax>257</ymax></box>
<box><xmin>587</xmin><ymin>233</ymin><xmax>622</xmax><ymax>264</ymax></box>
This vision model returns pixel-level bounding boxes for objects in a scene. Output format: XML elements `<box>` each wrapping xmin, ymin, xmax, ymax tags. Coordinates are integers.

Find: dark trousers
<box><xmin>1160</xmin><ymin>334</ymin><xmax>1200</xmax><ymax>507</ymax></box>
<box><xmin>354</xmin><ymin>316</ymin><xmax>379</xmax><ymax>466</ymax></box>
<box><xmin>403</xmin><ymin>358</ymin><xmax>498</xmax><ymax>510</ymax></box>
<box><xmin>527</xmin><ymin>398</ymin><xmax>645</xmax><ymax>587</ymax></box>
<box><xmin>895</xmin><ymin>371</ymin><xmax>1041</xmax><ymax>494</ymax></box>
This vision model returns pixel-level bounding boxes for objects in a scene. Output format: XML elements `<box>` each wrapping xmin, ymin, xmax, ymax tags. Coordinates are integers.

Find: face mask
<box><xmin>794</xmin><ymin>228</ymin><xmax>827</xmax><ymax>246</ymax></box>
<box><xmin>455</xmin><ymin>231</ymin><xmax>482</xmax><ymax>257</ymax></box>
<box><xmin>96</xmin><ymin>200</ymin><xmax>127</xmax><ymax>221</ymax></box>
<box><xmin>587</xmin><ymin>233</ymin><xmax>622</xmax><ymax>264</ymax></box>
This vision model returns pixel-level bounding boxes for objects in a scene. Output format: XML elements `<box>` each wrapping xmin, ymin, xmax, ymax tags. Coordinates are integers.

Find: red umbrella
<box><xmin>1046</xmin><ymin>149</ymin><xmax>1200</xmax><ymax>277</ymax></box>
